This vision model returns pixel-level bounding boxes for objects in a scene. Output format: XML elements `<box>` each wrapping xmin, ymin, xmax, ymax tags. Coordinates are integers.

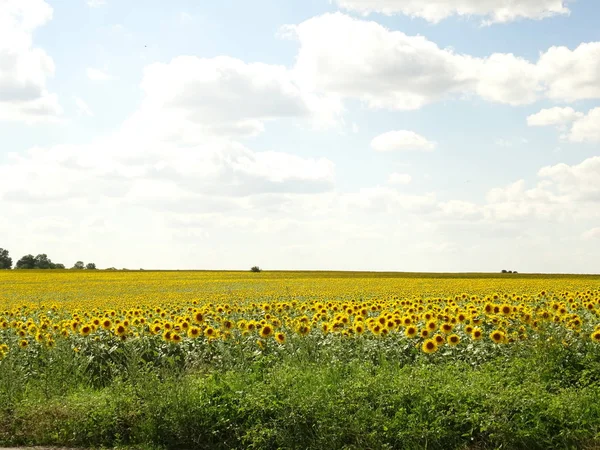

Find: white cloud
<box><xmin>388</xmin><ymin>172</ymin><xmax>412</xmax><ymax>185</ymax></box>
<box><xmin>527</xmin><ymin>107</ymin><xmax>583</xmax><ymax>127</ymax></box>
<box><xmin>135</xmin><ymin>55</ymin><xmax>341</xmax><ymax>139</ymax></box>
<box><xmin>583</xmin><ymin>227</ymin><xmax>600</xmax><ymax>240</ymax></box>
<box><xmin>287</xmin><ymin>13</ymin><xmax>474</xmax><ymax>110</ymax></box>
<box><xmin>568</xmin><ymin>108</ymin><xmax>600</xmax><ymax>143</ymax></box>
<box><xmin>86</xmin><ymin>68</ymin><xmax>114</xmax><ymax>81</ymax></box>
<box><xmin>538</xmin><ymin>43</ymin><xmax>600</xmax><ymax>102</ymax></box>
<box><xmin>479</xmin><ymin>157</ymin><xmax>600</xmax><ymax>224</ymax></box>
<box><xmin>333</xmin><ymin>0</ymin><xmax>570</xmax><ymax>24</ymax></box>
<box><xmin>0</xmin><ymin>0</ymin><xmax>61</xmax><ymax>123</ymax></box>
<box><xmin>528</xmin><ymin>107</ymin><xmax>600</xmax><ymax>143</ymax></box>
<box><xmin>372</xmin><ymin>130</ymin><xmax>436</xmax><ymax>152</ymax></box>
<box><xmin>285</xmin><ymin>14</ymin><xmax>600</xmax><ymax>111</ymax></box>
<box><xmin>74</xmin><ymin>96</ymin><xmax>93</xmax><ymax>116</ymax></box>
<box><xmin>538</xmin><ymin>157</ymin><xmax>600</xmax><ymax>202</ymax></box>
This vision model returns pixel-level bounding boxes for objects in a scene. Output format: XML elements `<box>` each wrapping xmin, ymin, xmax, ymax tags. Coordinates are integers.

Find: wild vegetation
<box><xmin>1</xmin><ymin>270</ymin><xmax>600</xmax><ymax>449</ymax></box>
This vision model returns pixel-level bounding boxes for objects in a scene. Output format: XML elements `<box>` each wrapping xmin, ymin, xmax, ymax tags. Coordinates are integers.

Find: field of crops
<box><xmin>2</xmin><ymin>270</ymin><xmax>600</xmax><ymax>449</ymax></box>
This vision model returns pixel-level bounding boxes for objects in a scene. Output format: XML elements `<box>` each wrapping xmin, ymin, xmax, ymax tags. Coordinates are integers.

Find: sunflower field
<box><xmin>2</xmin><ymin>270</ymin><xmax>600</xmax><ymax>449</ymax></box>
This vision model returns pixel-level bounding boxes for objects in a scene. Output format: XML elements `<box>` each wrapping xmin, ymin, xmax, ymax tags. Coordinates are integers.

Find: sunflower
<box><xmin>447</xmin><ymin>334</ymin><xmax>460</xmax><ymax>346</ymax></box>
<box><xmin>354</xmin><ymin>324</ymin><xmax>365</xmax><ymax>334</ymax></box>
<box><xmin>440</xmin><ymin>323</ymin><xmax>453</xmax><ymax>334</ymax></box>
<box><xmin>114</xmin><ymin>324</ymin><xmax>127</xmax><ymax>336</ymax></box>
<box><xmin>433</xmin><ymin>334</ymin><xmax>445</xmax><ymax>345</ymax></box>
<box><xmin>204</xmin><ymin>326</ymin><xmax>216</xmax><ymax>338</ymax></box>
<box><xmin>80</xmin><ymin>325</ymin><xmax>92</xmax><ymax>336</ymax></box>
<box><xmin>101</xmin><ymin>318</ymin><xmax>112</xmax><ymax>329</ymax></box>
<box><xmin>405</xmin><ymin>325</ymin><xmax>417</xmax><ymax>338</ymax></box>
<box><xmin>420</xmin><ymin>328</ymin><xmax>430</xmax><ymax>338</ymax></box>
<box><xmin>188</xmin><ymin>326</ymin><xmax>201</xmax><ymax>338</ymax></box>
<box><xmin>193</xmin><ymin>311</ymin><xmax>204</xmax><ymax>323</ymax></box>
<box><xmin>260</xmin><ymin>325</ymin><xmax>273</xmax><ymax>338</ymax></box>
<box><xmin>297</xmin><ymin>325</ymin><xmax>310</xmax><ymax>336</ymax></box>
<box><xmin>275</xmin><ymin>332</ymin><xmax>286</xmax><ymax>344</ymax></box>
<box><xmin>471</xmin><ymin>328</ymin><xmax>483</xmax><ymax>341</ymax></box>
<box><xmin>19</xmin><ymin>339</ymin><xmax>28</xmax><ymax>349</ymax></box>
<box><xmin>422</xmin><ymin>339</ymin><xmax>438</xmax><ymax>354</ymax></box>
<box><xmin>171</xmin><ymin>333</ymin><xmax>182</xmax><ymax>344</ymax></box>
<box><xmin>490</xmin><ymin>329</ymin><xmax>506</xmax><ymax>344</ymax></box>
<box><xmin>426</xmin><ymin>320</ymin><xmax>437</xmax><ymax>332</ymax></box>
<box><xmin>590</xmin><ymin>330</ymin><xmax>600</xmax><ymax>342</ymax></box>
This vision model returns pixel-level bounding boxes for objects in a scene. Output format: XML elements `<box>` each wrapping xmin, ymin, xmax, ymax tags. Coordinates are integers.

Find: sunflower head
<box><xmin>422</xmin><ymin>339</ymin><xmax>438</xmax><ymax>354</ymax></box>
<box><xmin>260</xmin><ymin>325</ymin><xmax>273</xmax><ymax>338</ymax></box>
<box><xmin>447</xmin><ymin>334</ymin><xmax>460</xmax><ymax>346</ymax></box>
<box><xmin>490</xmin><ymin>329</ymin><xmax>506</xmax><ymax>344</ymax></box>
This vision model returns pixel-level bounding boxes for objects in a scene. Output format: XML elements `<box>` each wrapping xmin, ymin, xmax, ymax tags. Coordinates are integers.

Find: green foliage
<box><xmin>14</xmin><ymin>253</ymin><xmax>64</xmax><ymax>269</ymax></box>
<box><xmin>0</xmin><ymin>248</ymin><xmax>12</xmax><ymax>270</ymax></box>
<box><xmin>250</xmin><ymin>266</ymin><xmax>262</xmax><ymax>273</ymax></box>
<box><xmin>2</xmin><ymin>334</ymin><xmax>600</xmax><ymax>449</ymax></box>
<box><xmin>15</xmin><ymin>254</ymin><xmax>36</xmax><ymax>269</ymax></box>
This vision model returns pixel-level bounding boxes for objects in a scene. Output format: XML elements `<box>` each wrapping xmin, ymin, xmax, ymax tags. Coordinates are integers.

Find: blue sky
<box><xmin>1</xmin><ymin>0</ymin><xmax>599</xmax><ymax>272</ymax></box>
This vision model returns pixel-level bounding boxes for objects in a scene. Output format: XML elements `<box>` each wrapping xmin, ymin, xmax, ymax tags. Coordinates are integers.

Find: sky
<box><xmin>0</xmin><ymin>0</ymin><xmax>599</xmax><ymax>273</ymax></box>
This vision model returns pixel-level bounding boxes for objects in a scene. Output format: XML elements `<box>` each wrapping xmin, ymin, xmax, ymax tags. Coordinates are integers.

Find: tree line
<box><xmin>0</xmin><ymin>247</ymin><xmax>96</xmax><ymax>270</ymax></box>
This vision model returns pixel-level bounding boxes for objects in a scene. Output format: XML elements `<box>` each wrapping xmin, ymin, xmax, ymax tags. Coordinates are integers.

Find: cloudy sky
<box><xmin>1</xmin><ymin>0</ymin><xmax>599</xmax><ymax>272</ymax></box>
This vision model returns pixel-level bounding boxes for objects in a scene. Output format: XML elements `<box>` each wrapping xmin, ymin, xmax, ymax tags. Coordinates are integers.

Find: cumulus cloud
<box><xmin>333</xmin><ymin>0</ymin><xmax>570</xmax><ymax>24</ymax></box>
<box><xmin>583</xmin><ymin>227</ymin><xmax>600</xmax><ymax>240</ymax></box>
<box><xmin>476</xmin><ymin>156</ymin><xmax>600</xmax><ymax>224</ymax></box>
<box><xmin>136</xmin><ymin>55</ymin><xmax>342</xmax><ymax>139</ymax></box>
<box><xmin>527</xmin><ymin>107</ymin><xmax>583</xmax><ymax>127</ymax></box>
<box><xmin>0</xmin><ymin>137</ymin><xmax>335</xmax><ymax>205</ymax></box>
<box><xmin>0</xmin><ymin>0</ymin><xmax>61</xmax><ymax>122</ymax></box>
<box><xmin>284</xmin><ymin>14</ymin><xmax>600</xmax><ymax>111</ymax></box>
<box><xmin>538</xmin><ymin>157</ymin><xmax>600</xmax><ymax>202</ymax></box>
<box><xmin>372</xmin><ymin>131</ymin><xmax>436</xmax><ymax>152</ymax></box>
<box><xmin>568</xmin><ymin>108</ymin><xmax>600</xmax><ymax>143</ymax></box>
<box><xmin>538</xmin><ymin>43</ymin><xmax>600</xmax><ymax>102</ymax></box>
<box><xmin>528</xmin><ymin>107</ymin><xmax>600</xmax><ymax>143</ymax></box>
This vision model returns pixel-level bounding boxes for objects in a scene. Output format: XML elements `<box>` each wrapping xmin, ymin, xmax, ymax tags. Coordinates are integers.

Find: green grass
<box><xmin>2</xmin><ymin>335</ymin><xmax>600</xmax><ymax>449</ymax></box>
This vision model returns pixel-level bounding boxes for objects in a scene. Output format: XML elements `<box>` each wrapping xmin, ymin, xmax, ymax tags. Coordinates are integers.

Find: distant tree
<box><xmin>250</xmin><ymin>266</ymin><xmax>262</xmax><ymax>273</ymax></box>
<box><xmin>501</xmin><ymin>269</ymin><xmax>507</xmax><ymax>273</ymax></box>
<box><xmin>16</xmin><ymin>254</ymin><xmax>36</xmax><ymax>269</ymax></box>
<box><xmin>54</xmin><ymin>263</ymin><xmax>66</xmax><ymax>269</ymax></box>
<box><xmin>105</xmin><ymin>267</ymin><xmax>117</xmax><ymax>271</ymax></box>
<box><xmin>72</xmin><ymin>261</ymin><xmax>85</xmax><ymax>270</ymax></box>
<box><xmin>85</xmin><ymin>262</ymin><xmax>97</xmax><ymax>270</ymax></box>
<box><xmin>0</xmin><ymin>248</ymin><xmax>12</xmax><ymax>269</ymax></box>
<box><xmin>514</xmin><ymin>271</ymin><xmax>518</xmax><ymax>274</ymax></box>
<box><xmin>34</xmin><ymin>254</ymin><xmax>53</xmax><ymax>269</ymax></box>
